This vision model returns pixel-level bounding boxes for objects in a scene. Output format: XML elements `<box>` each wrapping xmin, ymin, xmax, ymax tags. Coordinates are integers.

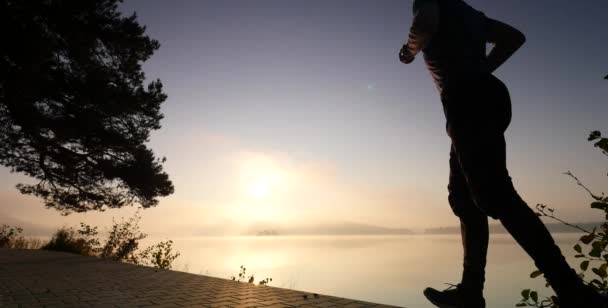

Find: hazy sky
<box><xmin>1</xmin><ymin>0</ymin><xmax>607</xmax><ymax>235</ymax></box>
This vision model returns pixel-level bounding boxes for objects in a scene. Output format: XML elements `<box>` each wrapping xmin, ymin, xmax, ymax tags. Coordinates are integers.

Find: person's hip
<box><xmin>440</xmin><ymin>74</ymin><xmax>512</xmax><ymax>137</ymax></box>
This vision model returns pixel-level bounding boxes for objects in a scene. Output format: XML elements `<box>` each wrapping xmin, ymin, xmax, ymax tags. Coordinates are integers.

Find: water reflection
<box><xmin>141</xmin><ymin>234</ymin><xmax>582</xmax><ymax>308</ymax></box>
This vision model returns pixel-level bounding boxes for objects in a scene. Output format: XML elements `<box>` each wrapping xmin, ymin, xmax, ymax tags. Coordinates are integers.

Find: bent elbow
<box><xmin>514</xmin><ymin>31</ymin><xmax>526</xmax><ymax>47</ymax></box>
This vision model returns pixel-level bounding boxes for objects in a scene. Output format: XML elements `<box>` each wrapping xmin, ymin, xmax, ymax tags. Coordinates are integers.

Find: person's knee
<box><xmin>448</xmin><ymin>189</ymin><xmax>484</xmax><ymax>220</ymax></box>
<box><xmin>473</xmin><ymin>186</ymin><xmax>526</xmax><ymax>220</ymax></box>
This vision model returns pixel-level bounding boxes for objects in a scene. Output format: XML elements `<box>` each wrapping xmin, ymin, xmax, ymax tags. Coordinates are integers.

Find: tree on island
<box><xmin>0</xmin><ymin>0</ymin><xmax>174</xmax><ymax>214</ymax></box>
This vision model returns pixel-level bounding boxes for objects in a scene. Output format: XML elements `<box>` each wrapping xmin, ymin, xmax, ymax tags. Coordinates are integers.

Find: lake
<box><xmin>143</xmin><ymin>234</ymin><xmax>585</xmax><ymax>308</ymax></box>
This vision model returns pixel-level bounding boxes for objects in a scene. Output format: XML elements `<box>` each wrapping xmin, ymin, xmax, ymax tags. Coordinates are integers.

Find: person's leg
<box><xmin>450</xmin><ymin>128</ymin><xmax>584</xmax><ymax>300</ymax></box>
<box><xmin>447</xmin><ymin>144</ymin><xmax>489</xmax><ymax>294</ymax></box>
<box><xmin>443</xmin><ymin>75</ymin><xmax>605</xmax><ymax>307</ymax></box>
<box><xmin>423</xmin><ymin>145</ymin><xmax>488</xmax><ymax>308</ymax></box>
<box><xmin>497</xmin><ymin>191</ymin><xmax>581</xmax><ymax>295</ymax></box>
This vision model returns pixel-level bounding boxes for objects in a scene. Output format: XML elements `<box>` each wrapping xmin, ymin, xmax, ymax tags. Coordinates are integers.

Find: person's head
<box><xmin>413</xmin><ymin>0</ymin><xmax>463</xmax><ymax>14</ymax></box>
<box><xmin>412</xmin><ymin>0</ymin><xmax>424</xmax><ymax>14</ymax></box>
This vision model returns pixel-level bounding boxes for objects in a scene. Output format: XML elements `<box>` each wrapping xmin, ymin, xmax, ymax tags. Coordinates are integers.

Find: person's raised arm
<box><xmin>400</xmin><ymin>0</ymin><xmax>439</xmax><ymax>64</ymax></box>
<box><xmin>486</xmin><ymin>18</ymin><xmax>526</xmax><ymax>73</ymax></box>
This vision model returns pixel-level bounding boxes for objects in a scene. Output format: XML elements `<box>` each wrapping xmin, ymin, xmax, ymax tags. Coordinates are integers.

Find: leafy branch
<box><xmin>516</xmin><ymin>131</ymin><xmax>608</xmax><ymax>307</ymax></box>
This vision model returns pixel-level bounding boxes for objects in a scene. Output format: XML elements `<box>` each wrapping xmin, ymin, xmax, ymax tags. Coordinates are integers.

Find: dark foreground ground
<box><xmin>0</xmin><ymin>248</ymin><xmax>402</xmax><ymax>308</ymax></box>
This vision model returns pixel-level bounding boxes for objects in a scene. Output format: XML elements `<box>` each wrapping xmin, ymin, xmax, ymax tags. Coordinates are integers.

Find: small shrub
<box><xmin>258</xmin><ymin>277</ymin><xmax>273</xmax><ymax>286</ymax></box>
<box><xmin>100</xmin><ymin>211</ymin><xmax>147</xmax><ymax>263</ymax></box>
<box><xmin>0</xmin><ymin>224</ymin><xmax>24</xmax><ymax>248</ymax></box>
<box><xmin>42</xmin><ymin>228</ymin><xmax>95</xmax><ymax>256</ymax></box>
<box><xmin>43</xmin><ymin>223</ymin><xmax>100</xmax><ymax>256</ymax></box>
<box><xmin>138</xmin><ymin>240</ymin><xmax>180</xmax><ymax>269</ymax></box>
<box><xmin>96</xmin><ymin>210</ymin><xmax>180</xmax><ymax>269</ymax></box>
<box><xmin>231</xmin><ymin>265</ymin><xmax>251</xmax><ymax>282</ymax></box>
<box><xmin>10</xmin><ymin>237</ymin><xmax>45</xmax><ymax>249</ymax></box>
<box><xmin>1</xmin><ymin>225</ymin><xmax>47</xmax><ymax>249</ymax></box>
<box><xmin>4</xmin><ymin>211</ymin><xmax>180</xmax><ymax>270</ymax></box>
<box><xmin>231</xmin><ymin>265</ymin><xmax>273</xmax><ymax>286</ymax></box>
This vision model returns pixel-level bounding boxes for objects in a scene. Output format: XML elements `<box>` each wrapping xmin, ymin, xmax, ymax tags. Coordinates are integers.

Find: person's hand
<box><xmin>399</xmin><ymin>44</ymin><xmax>415</xmax><ymax>64</ymax></box>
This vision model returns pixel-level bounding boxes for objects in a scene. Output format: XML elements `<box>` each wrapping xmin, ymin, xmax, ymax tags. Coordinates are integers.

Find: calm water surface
<box><xmin>143</xmin><ymin>234</ymin><xmax>583</xmax><ymax>308</ymax></box>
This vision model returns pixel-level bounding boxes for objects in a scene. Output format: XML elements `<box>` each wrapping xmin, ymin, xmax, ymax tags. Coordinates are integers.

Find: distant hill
<box><xmin>425</xmin><ymin>222</ymin><xmax>604</xmax><ymax>235</ymax></box>
<box><xmin>0</xmin><ymin>212</ymin><xmax>55</xmax><ymax>236</ymax></box>
<box><xmin>242</xmin><ymin>222</ymin><xmax>415</xmax><ymax>236</ymax></box>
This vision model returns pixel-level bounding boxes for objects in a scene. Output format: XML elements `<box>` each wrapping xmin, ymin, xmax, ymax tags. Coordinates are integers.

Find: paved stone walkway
<box><xmin>0</xmin><ymin>249</ymin><xmax>402</xmax><ymax>308</ymax></box>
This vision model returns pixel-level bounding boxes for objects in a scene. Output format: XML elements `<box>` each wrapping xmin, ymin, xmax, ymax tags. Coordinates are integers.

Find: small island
<box><xmin>256</xmin><ymin>230</ymin><xmax>280</xmax><ymax>236</ymax></box>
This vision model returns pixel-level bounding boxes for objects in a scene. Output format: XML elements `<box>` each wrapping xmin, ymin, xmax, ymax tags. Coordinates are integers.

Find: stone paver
<box><xmin>0</xmin><ymin>249</ymin><xmax>402</xmax><ymax>308</ymax></box>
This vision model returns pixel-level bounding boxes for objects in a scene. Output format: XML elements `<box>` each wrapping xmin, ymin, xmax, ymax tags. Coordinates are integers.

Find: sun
<box><xmin>249</xmin><ymin>174</ymin><xmax>279</xmax><ymax>199</ymax></box>
<box><xmin>239</xmin><ymin>154</ymin><xmax>286</xmax><ymax>201</ymax></box>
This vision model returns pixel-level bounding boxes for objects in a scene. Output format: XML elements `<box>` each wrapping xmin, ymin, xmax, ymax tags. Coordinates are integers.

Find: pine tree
<box><xmin>0</xmin><ymin>0</ymin><xmax>174</xmax><ymax>213</ymax></box>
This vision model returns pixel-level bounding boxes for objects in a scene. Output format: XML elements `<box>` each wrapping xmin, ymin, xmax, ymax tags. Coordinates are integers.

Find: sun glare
<box><xmin>239</xmin><ymin>154</ymin><xmax>286</xmax><ymax>201</ymax></box>
<box><xmin>249</xmin><ymin>174</ymin><xmax>281</xmax><ymax>199</ymax></box>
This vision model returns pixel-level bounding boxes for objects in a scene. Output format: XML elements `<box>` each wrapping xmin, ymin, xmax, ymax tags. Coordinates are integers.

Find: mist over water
<box><xmin>142</xmin><ymin>233</ymin><xmax>583</xmax><ymax>308</ymax></box>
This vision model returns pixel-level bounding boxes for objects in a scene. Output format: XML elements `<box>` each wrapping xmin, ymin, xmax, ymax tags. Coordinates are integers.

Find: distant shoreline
<box><xmin>164</xmin><ymin>232</ymin><xmax>589</xmax><ymax>239</ymax></box>
<box><xmin>423</xmin><ymin>222</ymin><xmax>602</xmax><ymax>235</ymax></box>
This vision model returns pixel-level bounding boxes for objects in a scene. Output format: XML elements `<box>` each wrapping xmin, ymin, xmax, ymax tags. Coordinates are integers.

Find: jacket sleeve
<box><xmin>406</xmin><ymin>0</ymin><xmax>439</xmax><ymax>56</ymax></box>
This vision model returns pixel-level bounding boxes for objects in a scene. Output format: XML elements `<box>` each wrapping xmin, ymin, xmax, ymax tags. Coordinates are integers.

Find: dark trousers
<box><xmin>442</xmin><ymin>75</ymin><xmax>578</xmax><ymax>295</ymax></box>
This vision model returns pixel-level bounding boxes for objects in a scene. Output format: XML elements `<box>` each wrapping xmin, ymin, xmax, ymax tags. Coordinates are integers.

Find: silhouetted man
<box><xmin>399</xmin><ymin>0</ymin><xmax>608</xmax><ymax>307</ymax></box>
